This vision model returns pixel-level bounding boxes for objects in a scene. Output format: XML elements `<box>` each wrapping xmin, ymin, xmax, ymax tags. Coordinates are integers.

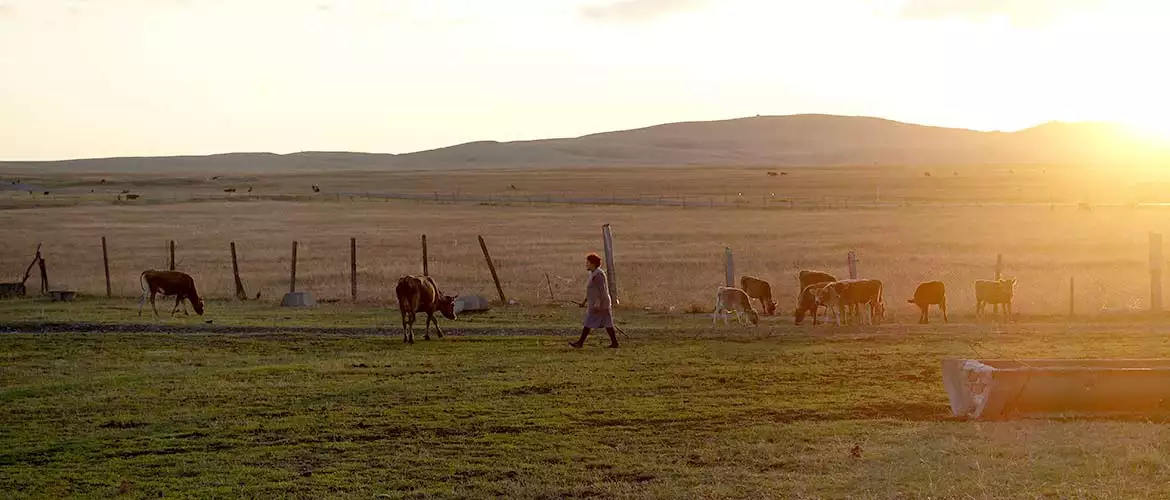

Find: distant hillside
<box><xmin>2</xmin><ymin>114</ymin><xmax>1165</xmax><ymax>173</ymax></box>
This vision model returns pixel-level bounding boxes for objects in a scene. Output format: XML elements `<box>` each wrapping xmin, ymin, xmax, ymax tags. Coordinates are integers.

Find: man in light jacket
<box><xmin>569</xmin><ymin>253</ymin><xmax>618</xmax><ymax>348</ymax></box>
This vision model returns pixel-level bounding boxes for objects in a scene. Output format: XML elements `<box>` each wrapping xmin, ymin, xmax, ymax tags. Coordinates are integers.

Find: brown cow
<box><xmin>975</xmin><ymin>278</ymin><xmax>1016</xmax><ymax>322</ymax></box>
<box><xmin>799</xmin><ymin>270</ymin><xmax>837</xmax><ymax>292</ymax></box>
<box><xmin>395</xmin><ymin>275</ymin><xmax>457</xmax><ymax>344</ymax></box>
<box><xmin>794</xmin><ymin>281</ymin><xmax>833</xmax><ymax>325</ymax></box>
<box><xmin>822</xmin><ymin>279</ymin><xmax>885</xmax><ymax>326</ymax></box>
<box><xmin>739</xmin><ymin>275</ymin><xmax>776</xmax><ymax>315</ymax></box>
<box><xmin>138</xmin><ymin>270</ymin><xmax>204</xmax><ymax>318</ymax></box>
<box><xmin>908</xmin><ymin>281</ymin><xmax>947</xmax><ymax>324</ymax></box>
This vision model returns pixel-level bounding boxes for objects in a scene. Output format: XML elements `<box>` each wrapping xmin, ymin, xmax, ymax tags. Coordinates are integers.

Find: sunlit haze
<box><xmin>2</xmin><ymin>0</ymin><xmax>1168</xmax><ymax>160</ymax></box>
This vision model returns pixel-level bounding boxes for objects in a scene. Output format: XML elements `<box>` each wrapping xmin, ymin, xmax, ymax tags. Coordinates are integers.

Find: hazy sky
<box><xmin>1</xmin><ymin>0</ymin><xmax>1167</xmax><ymax>160</ymax></box>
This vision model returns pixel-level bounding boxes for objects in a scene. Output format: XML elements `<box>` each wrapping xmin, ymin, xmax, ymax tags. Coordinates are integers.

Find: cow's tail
<box><xmin>137</xmin><ymin>271</ymin><xmax>149</xmax><ymax>317</ymax></box>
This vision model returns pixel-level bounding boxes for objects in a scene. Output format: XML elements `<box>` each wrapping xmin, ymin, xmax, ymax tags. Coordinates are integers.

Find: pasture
<box><xmin>5</xmin><ymin>318</ymin><xmax>1170</xmax><ymax>498</ymax></box>
<box><xmin>5</xmin><ymin>164</ymin><xmax>1170</xmax><ymax>498</ymax></box>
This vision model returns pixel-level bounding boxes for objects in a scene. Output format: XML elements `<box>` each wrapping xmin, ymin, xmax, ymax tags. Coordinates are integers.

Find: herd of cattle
<box><xmin>136</xmin><ymin>267</ymin><xmax>1018</xmax><ymax>343</ymax></box>
<box><xmin>714</xmin><ymin>271</ymin><xmax>1018</xmax><ymax>327</ymax></box>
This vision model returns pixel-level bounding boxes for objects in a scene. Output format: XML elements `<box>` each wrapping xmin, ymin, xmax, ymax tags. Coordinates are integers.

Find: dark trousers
<box><xmin>575</xmin><ymin>327</ymin><xmax>618</xmax><ymax>346</ymax></box>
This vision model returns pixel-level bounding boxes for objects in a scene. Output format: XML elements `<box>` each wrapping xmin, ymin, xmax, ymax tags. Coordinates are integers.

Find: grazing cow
<box><xmin>908</xmin><ymin>281</ymin><xmax>948</xmax><ymax>324</ymax></box>
<box><xmin>712</xmin><ymin>287</ymin><xmax>759</xmax><ymax>326</ymax></box>
<box><xmin>822</xmin><ymin>279</ymin><xmax>885</xmax><ymax>326</ymax></box>
<box><xmin>975</xmin><ymin>279</ymin><xmax>1017</xmax><ymax>322</ymax></box>
<box><xmin>138</xmin><ymin>270</ymin><xmax>204</xmax><ymax>318</ymax></box>
<box><xmin>767</xmin><ymin>171</ymin><xmax>779</xmax><ymax>177</ymax></box>
<box><xmin>125</xmin><ymin>194</ymin><xmax>140</xmax><ymax>200</ymax></box>
<box><xmin>224</xmin><ymin>188</ymin><xmax>236</xmax><ymax>193</ymax></box>
<box><xmin>797</xmin><ymin>269</ymin><xmax>837</xmax><ymax>313</ymax></box>
<box><xmin>312</xmin><ymin>185</ymin><xmax>321</xmax><ymax>193</ymax></box>
<box><xmin>739</xmin><ymin>276</ymin><xmax>777</xmax><ymax>315</ymax></box>
<box><xmin>395</xmin><ymin>275</ymin><xmax>457</xmax><ymax>344</ymax></box>
<box><xmin>794</xmin><ymin>282</ymin><xmax>833</xmax><ymax>326</ymax></box>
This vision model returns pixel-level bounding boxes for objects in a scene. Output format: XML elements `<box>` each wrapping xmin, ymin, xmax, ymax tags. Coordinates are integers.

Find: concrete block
<box><xmin>454</xmin><ymin>295</ymin><xmax>491</xmax><ymax>314</ymax></box>
<box><xmin>281</xmin><ymin>291</ymin><xmax>316</xmax><ymax>308</ymax></box>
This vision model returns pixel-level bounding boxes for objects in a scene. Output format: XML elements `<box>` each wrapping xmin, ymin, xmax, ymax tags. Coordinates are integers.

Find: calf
<box><xmin>975</xmin><ymin>278</ymin><xmax>1016</xmax><ymax>322</ymax></box>
<box><xmin>395</xmin><ymin>275</ymin><xmax>457</xmax><ymax>344</ymax></box>
<box><xmin>712</xmin><ymin>287</ymin><xmax>760</xmax><ymax>326</ymax></box>
<box><xmin>739</xmin><ymin>275</ymin><xmax>777</xmax><ymax>315</ymax></box>
<box><xmin>138</xmin><ymin>270</ymin><xmax>205</xmax><ymax>318</ymax></box>
<box><xmin>908</xmin><ymin>281</ymin><xmax>948</xmax><ymax>324</ymax></box>
<box><xmin>794</xmin><ymin>281</ymin><xmax>833</xmax><ymax>326</ymax></box>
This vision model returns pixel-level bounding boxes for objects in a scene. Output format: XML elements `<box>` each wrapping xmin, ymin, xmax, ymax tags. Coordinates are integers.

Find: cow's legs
<box><xmin>150</xmin><ymin>291</ymin><xmax>161</xmax><ymax>319</ymax></box>
<box><xmin>171</xmin><ymin>295</ymin><xmax>181</xmax><ymax>316</ymax></box>
<box><xmin>138</xmin><ymin>287</ymin><xmax>149</xmax><ymax>317</ymax></box>
<box><xmin>433</xmin><ymin>313</ymin><xmax>445</xmax><ymax>338</ymax></box>
<box><xmin>918</xmin><ymin>304</ymin><xmax>928</xmax><ymax>324</ymax></box>
<box><xmin>941</xmin><ymin>300</ymin><xmax>949</xmax><ymax>323</ymax></box>
<box><xmin>400</xmin><ymin>309</ymin><xmax>410</xmax><ymax>343</ymax></box>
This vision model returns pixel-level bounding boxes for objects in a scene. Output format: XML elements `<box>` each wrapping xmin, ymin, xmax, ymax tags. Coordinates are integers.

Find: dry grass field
<box><xmin>2</xmin><ymin>164</ymin><xmax>1170</xmax><ymax>316</ymax></box>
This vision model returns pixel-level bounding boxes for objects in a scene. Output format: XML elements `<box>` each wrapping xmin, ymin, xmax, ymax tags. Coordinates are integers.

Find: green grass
<box><xmin>6</xmin><ymin>311</ymin><xmax>1170</xmax><ymax>498</ymax></box>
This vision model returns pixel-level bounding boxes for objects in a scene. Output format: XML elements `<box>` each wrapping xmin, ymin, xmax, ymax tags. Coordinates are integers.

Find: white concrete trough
<box><xmin>942</xmin><ymin>358</ymin><xmax>1170</xmax><ymax>420</ymax></box>
<box><xmin>454</xmin><ymin>295</ymin><xmax>491</xmax><ymax>314</ymax></box>
<box><xmin>280</xmin><ymin>291</ymin><xmax>316</xmax><ymax>308</ymax></box>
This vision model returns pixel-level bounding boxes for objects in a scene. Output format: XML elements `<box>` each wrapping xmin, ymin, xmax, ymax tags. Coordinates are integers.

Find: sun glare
<box><xmin>1124</xmin><ymin>118</ymin><xmax>1170</xmax><ymax>144</ymax></box>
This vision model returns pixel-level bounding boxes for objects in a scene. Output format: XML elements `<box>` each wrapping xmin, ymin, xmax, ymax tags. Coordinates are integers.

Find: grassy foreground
<box><xmin>5</xmin><ymin>314</ymin><xmax>1170</xmax><ymax>498</ymax></box>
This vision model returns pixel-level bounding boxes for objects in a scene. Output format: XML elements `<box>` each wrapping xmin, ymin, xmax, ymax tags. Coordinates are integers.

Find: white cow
<box><xmin>712</xmin><ymin>286</ymin><xmax>760</xmax><ymax>326</ymax></box>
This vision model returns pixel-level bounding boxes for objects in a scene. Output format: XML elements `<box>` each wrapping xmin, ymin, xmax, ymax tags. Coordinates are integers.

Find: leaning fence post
<box><xmin>101</xmin><ymin>237</ymin><xmax>111</xmax><ymax>297</ymax></box>
<box><xmin>847</xmin><ymin>251</ymin><xmax>859</xmax><ymax>279</ymax></box>
<box><xmin>38</xmin><ymin>255</ymin><xmax>49</xmax><ymax>295</ymax></box>
<box><xmin>289</xmin><ymin>241</ymin><xmax>298</xmax><ymax>294</ymax></box>
<box><xmin>421</xmin><ymin>234</ymin><xmax>429</xmax><ymax>277</ymax></box>
<box><xmin>350</xmin><ymin>237</ymin><xmax>358</xmax><ymax>301</ymax></box>
<box><xmin>724</xmin><ymin>247</ymin><xmax>734</xmax><ymax>287</ymax></box>
<box><xmin>478</xmin><ymin>235</ymin><xmax>507</xmax><ymax>304</ymax></box>
<box><xmin>231</xmin><ymin>242</ymin><xmax>247</xmax><ymax>300</ymax></box>
<box><xmin>1152</xmin><ymin>232</ymin><xmax>1163</xmax><ymax>313</ymax></box>
<box><xmin>169</xmin><ymin>240</ymin><xmax>176</xmax><ymax>270</ymax></box>
<box><xmin>996</xmin><ymin>253</ymin><xmax>1003</xmax><ymax>280</ymax></box>
<box><xmin>602</xmin><ymin>224</ymin><xmax>619</xmax><ymax>304</ymax></box>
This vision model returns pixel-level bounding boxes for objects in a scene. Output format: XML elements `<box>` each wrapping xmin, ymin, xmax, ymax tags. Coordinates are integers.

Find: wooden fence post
<box><xmin>350</xmin><ymin>237</ymin><xmax>358</xmax><ymax>301</ymax></box>
<box><xmin>996</xmin><ymin>254</ymin><xmax>1003</xmax><ymax>280</ymax></box>
<box><xmin>290</xmin><ymin>241</ymin><xmax>298</xmax><ymax>294</ymax></box>
<box><xmin>724</xmin><ymin>247</ymin><xmax>735</xmax><ymax>287</ymax></box>
<box><xmin>421</xmin><ymin>234</ymin><xmax>429</xmax><ymax>277</ymax></box>
<box><xmin>38</xmin><ymin>255</ymin><xmax>49</xmax><ymax>295</ymax></box>
<box><xmin>1152</xmin><ymin>232</ymin><xmax>1163</xmax><ymax>312</ymax></box>
<box><xmin>602</xmin><ymin>224</ymin><xmax>619</xmax><ymax>304</ymax></box>
<box><xmin>231</xmin><ymin>242</ymin><xmax>247</xmax><ymax>300</ymax></box>
<box><xmin>478</xmin><ymin>235</ymin><xmax>507</xmax><ymax>304</ymax></box>
<box><xmin>847</xmin><ymin>251</ymin><xmax>859</xmax><ymax>279</ymax></box>
<box><xmin>545</xmin><ymin>271</ymin><xmax>556</xmax><ymax>303</ymax></box>
<box><xmin>169</xmin><ymin>240</ymin><xmax>175</xmax><ymax>271</ymax></box>
<box><xmin>101</xmin><ymin>237</ymin><xmax>111</xmax><ymax>297</ymax></box>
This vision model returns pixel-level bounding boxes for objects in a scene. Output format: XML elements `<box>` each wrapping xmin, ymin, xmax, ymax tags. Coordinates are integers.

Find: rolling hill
<box><xmin>1</xmin><ymin>114</ymin><xmax>1164</xmax><ymax>173</ymax></box>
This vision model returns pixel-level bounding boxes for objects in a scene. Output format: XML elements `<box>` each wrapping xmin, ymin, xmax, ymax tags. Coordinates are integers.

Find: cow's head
<box><xmin>192</xmin><ymin>296</ymin><xmax>205</xmax><ymax>316</ymax></box>
<box><xmin>765</xmin><ymin>300</ymin><xmax>777</xmax><ymax>316</ymax></box>
<box><xmin>1002</xmin><ymin>278</ymin><xmax>1017</xmax><ymax>297</ymax></box>
<box><xmin>793</xmin><ymin>307</ymin><xmax>806</xmax><ymax>325</ymax></box>
<box><xmin>438</xmin><ymin>294</ymin><xmax>458</xmax><ymax>320</ymax></box>
<box><xmin>746</xmin><ymin>309</ymin><xmax>760</xmax><ymax>326</ymax></box>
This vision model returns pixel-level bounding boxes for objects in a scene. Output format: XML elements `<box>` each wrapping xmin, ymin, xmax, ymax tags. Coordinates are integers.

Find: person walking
<box><xmin>570</xmin><ymin>253</ymin><xmax>618</xmax><ymax>348</ymax></box>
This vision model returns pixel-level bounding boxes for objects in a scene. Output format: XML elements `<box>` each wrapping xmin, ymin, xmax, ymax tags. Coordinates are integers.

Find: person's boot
<box><xmin>569</xmin><ymin>328</ymin><xmax>590</xmax><ymax>348</ymax></box>
<box><xmin>605</xmin><ymin>328</ymin><xmax>619</xmax><ymax>348</ymax></box>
